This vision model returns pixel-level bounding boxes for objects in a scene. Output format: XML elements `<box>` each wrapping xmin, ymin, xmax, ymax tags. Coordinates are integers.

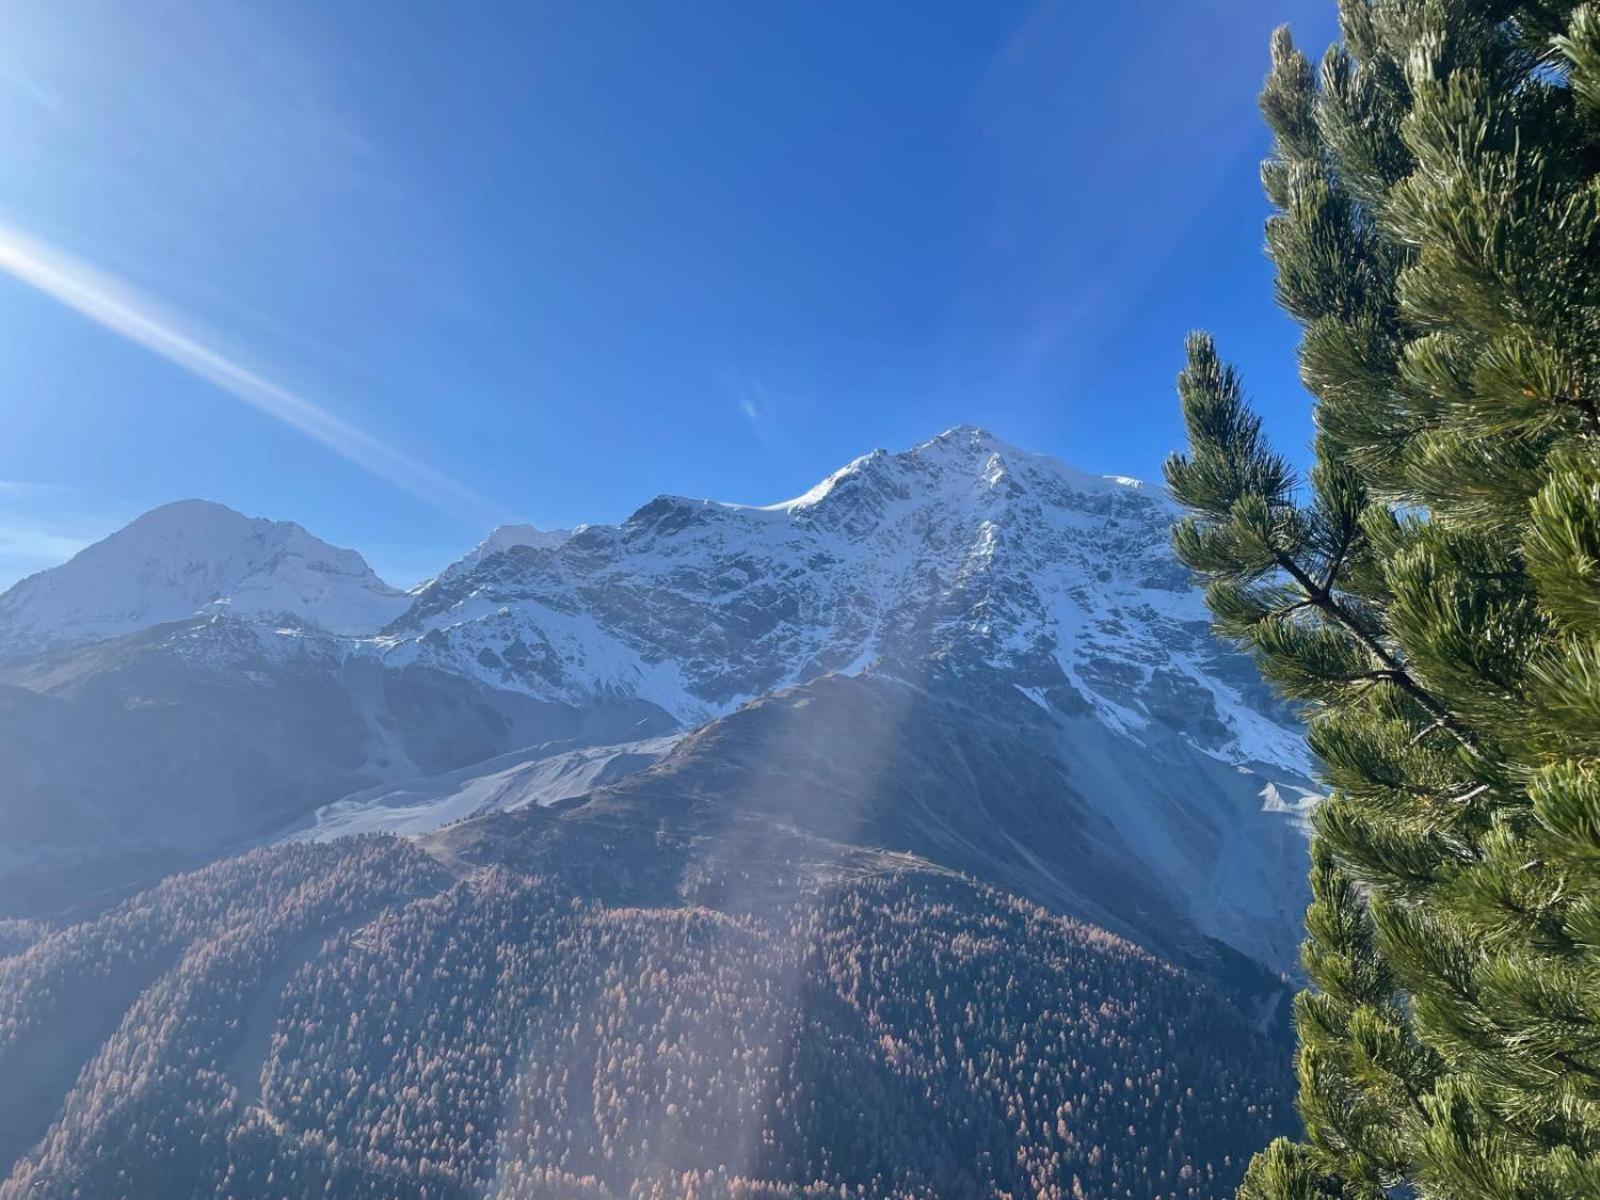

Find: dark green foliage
<box><xmin>0</xmin><ymin>840</ymin><xmax>1292</xmax><ymax>1200</ymax></box>
<box><xmin>1168</xmin><ymin>3</ymin><xmax>1600</xmax><ymax>1195</ymax></box>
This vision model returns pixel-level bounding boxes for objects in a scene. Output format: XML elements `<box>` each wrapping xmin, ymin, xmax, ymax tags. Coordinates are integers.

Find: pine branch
<box><xmin>1555</xmin><ymin>1051</ymin><xmax>1600</xmax><ymax>1084</ymax></box>
<box><xmin>1406</xmin><ymin>718</ymin><xmax>1449</xmax><ymax>747</ymax></box>
<box><xmin>1318</xmin><ymin>511</ymin><xmax>1359</xmax><ymax>596</ymax></box>
<box><xmin>1271</xmin><ymin>549</ymin><xmax>1482</xmax><ymax>758</ymax></box>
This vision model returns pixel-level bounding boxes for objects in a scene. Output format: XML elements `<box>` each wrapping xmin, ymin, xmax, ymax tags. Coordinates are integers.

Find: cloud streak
<box><xmin>0</xmin><ymin>520</ymin><xmax>89</xmax><ymax>564</ymax></box>
<box><xmin>0</xmin><ymin>219</ymin><xmax>504</xmax><ymax>526</ymax></box>
<box><xmin>0</xmin><ymin>481</ymin><xmax>115</xmax><ymax>588</ymax></box>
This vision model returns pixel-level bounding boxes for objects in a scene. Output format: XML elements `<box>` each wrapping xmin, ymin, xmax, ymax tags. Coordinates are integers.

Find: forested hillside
<box><xmin>0</xmin><ymin>835</ymin><xmax>1292</xmax><ymax>1200</ymax></box>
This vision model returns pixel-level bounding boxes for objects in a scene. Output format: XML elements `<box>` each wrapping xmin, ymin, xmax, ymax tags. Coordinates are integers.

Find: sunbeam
<box><xmin>0</xmin><ymin>218</ymin><xmax>504</xmax><ymax>526</ymax></box>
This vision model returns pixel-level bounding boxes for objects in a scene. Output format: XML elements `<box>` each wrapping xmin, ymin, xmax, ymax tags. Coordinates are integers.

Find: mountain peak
<box><xmin>746</xmin><ymin>427</ymin><xmax>1157</xmax><ymax>532</ymax></box>
<box><xmin>130</xmin><ymin>497</ymin><xmax>249</xmax><ymax>523</ymax></box>
<box><xmin>111</xmin><ymin>497</ymin><xmax>269</xmax><ymax>543</ymax></box>
<box><xmin>484</xmin><ymin>521</ymin><xmax>569</xmax><ymax>546</ymax></box>
<box><xmin>391</xmin><ymin>424</ymin><xmax>1284</xmax><ymax>753</ymax></box>
<box><xmin>0</xmin><ymin>500</ymin><xmax>408</xmax><ymax>658</ymax></box>
<box><xmin>908</xmin><ymin>425</ymin><xmax>1146</xmax><ymax>492</ymax></box>
<box><xmin>433</xmin><ymin>522</ymin><xmax>573</xmax><ymax>586</ymax></box>
<box><xmin>930</xmin><ymin>421</ymin><xmax>996</xmax><ymax>442</ymax></box>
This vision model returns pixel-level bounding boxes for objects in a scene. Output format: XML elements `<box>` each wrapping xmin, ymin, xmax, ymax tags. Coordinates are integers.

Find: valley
<box><xmin>0</xmin><ymin>427</ymin><xmax>1315</xmax><ymax>1198</ymax></box>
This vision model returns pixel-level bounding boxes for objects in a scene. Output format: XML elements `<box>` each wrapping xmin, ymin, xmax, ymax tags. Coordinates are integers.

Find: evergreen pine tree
<box><xmin>1166</xmin><ymin>3</ymin><xmax>1600</xmax><ymax>1196</ymax></box>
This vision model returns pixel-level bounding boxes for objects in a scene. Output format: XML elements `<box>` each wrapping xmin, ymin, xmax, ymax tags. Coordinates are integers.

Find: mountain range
<box><xmin>0</xmin><ymin>426</ymin><xmax>1314</xmax><ymax>966</ymax></box>
<box><xmin>0</xmin><ymin>426</ymin><xmax>1316</xmax><ymax>1197</ymax></box>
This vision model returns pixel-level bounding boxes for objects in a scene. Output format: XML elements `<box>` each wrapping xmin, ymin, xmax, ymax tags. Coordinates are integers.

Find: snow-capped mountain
<box><xmin>0</xmin><ymin>428</ymin><xmax>1318</xmax><ymax>981</ymax></box>
<box><xmin>387</xmin><ymin>424</ymin><xmax>1307</xmax><ymax>776</ymax></box>
<box><xmin>430</xmin><ymin>522</ymin><xmax>574</xmax><ymax>587</ymax></box>
<box><xmin>0</xmin><ymin>499</ymin><xmax>409</xmax><ymax>658</ymax></box>
<box><xmin>0</xmin><ymin>429</ymin><xmax>1323</xmax><ymax>1191</ymax></box>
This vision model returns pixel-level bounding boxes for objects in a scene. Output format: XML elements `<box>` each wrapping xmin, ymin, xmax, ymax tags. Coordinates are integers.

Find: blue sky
<box><xmin>0</xmin><ymin>0</ymin><xmax>1337</xmax><ymax>588</ymax></box>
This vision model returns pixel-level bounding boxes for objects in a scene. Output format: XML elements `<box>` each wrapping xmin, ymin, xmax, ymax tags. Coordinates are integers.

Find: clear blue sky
<box><xmin>0</xmin><ymin>0</ymin><xmax>1337</xmax><ymax>588</ymax></box>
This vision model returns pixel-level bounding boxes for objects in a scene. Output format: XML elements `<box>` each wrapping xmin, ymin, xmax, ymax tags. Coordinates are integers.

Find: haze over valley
<box><xmin>0</xmin><ymin>426</ymin><xmax>1314</xmax><ymax>1198</ymax></box>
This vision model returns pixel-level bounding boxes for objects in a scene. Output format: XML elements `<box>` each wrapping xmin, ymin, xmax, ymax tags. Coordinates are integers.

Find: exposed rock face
<box><xmin>0</xmin><ymin>426</ymin><xmax>1316</xmax><ymax>983</ymax></box>
<box><xmin>0</xmin><ymin>428</ymin><xmax>1322</xmax><ymax>1199</ymax></box>
<box><xmin>427</xmin><ymin>522</ymin><xmax>574</xmax><ymax>587</ymax></box>
<box><xmin>423</xmin><ymin>668</ymin><xmax>1312</xmax><ymax>986</ymax></box>
<box><xmin>388</xmin><ymin>426</ymin><xmax>1310</xmax><ymax>779</ymax></box>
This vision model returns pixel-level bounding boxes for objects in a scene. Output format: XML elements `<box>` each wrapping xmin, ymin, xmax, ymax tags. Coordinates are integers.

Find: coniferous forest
<box><xmin>0</xmin><ymin>837</ymin><xmax>1292</xmax><ymax>1200</ymax></box>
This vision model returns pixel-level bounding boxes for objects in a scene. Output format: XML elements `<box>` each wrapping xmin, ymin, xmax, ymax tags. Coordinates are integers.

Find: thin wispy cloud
<box><xmin>728</xmin><ymin>373</ymin><xmax>777</xmax><ymax>444</ymax></box>
<box><xmin>0</xmin><ymin>520</ymin><xmax>89</xmax><ymax>563</ymax></box>
<box><xmin>0</xmin><ymin>219</ymin><xmax>504</xmax><ymax>526</ymax></box>
<box><xmin>0</xmin><ymin>481</ymin><xmax>115</xmax><ymax>587</ymax></box>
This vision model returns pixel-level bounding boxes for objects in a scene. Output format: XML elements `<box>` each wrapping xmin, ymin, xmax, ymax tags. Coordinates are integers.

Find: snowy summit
<box><xmin>0</xmin><ymin>498</ymin><xmax>409</xmax><ymax>658</ymax></box>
